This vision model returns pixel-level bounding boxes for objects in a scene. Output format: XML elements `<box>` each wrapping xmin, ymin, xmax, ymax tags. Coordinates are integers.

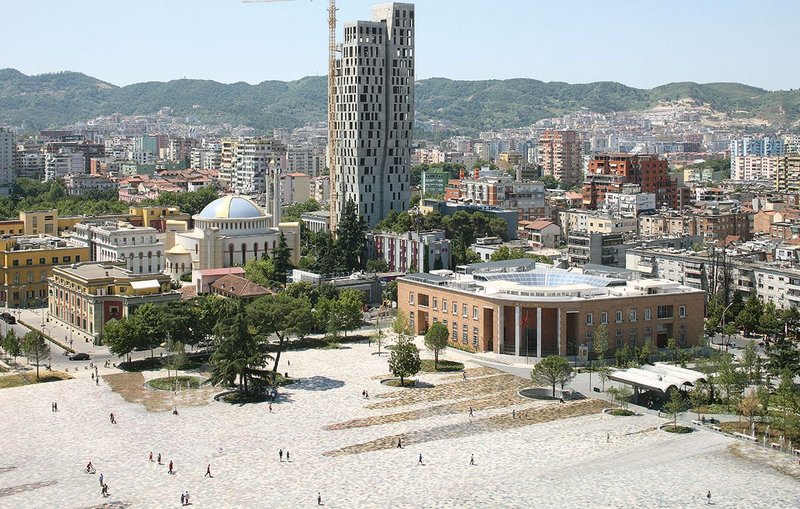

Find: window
<box><xmin>63</xmin><ymin>256</ymin><xmax>71</xmax><ymax>263</ymax></box>
<box><xmin>644</xmin><ymin>308</ymin><xmax>652</xmax><ymax>320</ymax></box>
<box><xmin>462</xmin><ymin>304</ymin><xmax>468</xmax><ymax>317</ymax></box>
<box><xmin>452</xmin><ymin>321</ymin><xmax>458</xmax><ymax>340</ymax></box>
<box><xmin>472</xmin><ymin>327</ymin><xmax>479</xmax><ymax>347</ymax></box>
<box><xmin>26</xmin><ymin>259</ymin><xmax>32</xmax><ymax>266</ymax></box>
<box><xmin>432</xmin><ymin>297</ymin><xmax>438</xmax><ymax>310</ymax></box>
<box><xmin>408</xmin><ymin>292</ymin><xmax>414</xmax><ymax>305</ymax></box>
<box><xmin>76</xmin><ymin>256</ymin><xmax>81</xmax><ymax>262</ymax></box>
<box><xmin>442</xmin><ymin>299</ymin><xmax>448</xmax><ymax>313</ymax></box>
<box><xmin>473</xmin><ymin>306</ymin><xmax>479</xmax><ymax>320</ymax></box>
<box><xmin>409</xmin><ymin>311</ymin><xmax>415</xmax><ymax>331</ymax></box>
<box><xmin>657</xmin><ymin>305</ymin><xmax>673</xmax><ymax>319</ymax></box>
<box><xmin>616</xmin><ymin>337</ymin><xmax>623</xmax><ymax>349</ymax></box>
<box><xmin>601</xmin><ymin>312</ymin><xmax>608</xmax><ymax>324</ymax></box>
<box><xmin>629</xmin><ymin>309</ymin><xmax>637</xmax><ymax>322</ymax></box>
<box><xmin>585</xmin><ymin>332</ymin><xmax>594</xmax><ymax>341</ymax></box>
<box><xmin>452</xmin><ymin>301</ymin><xmax>458</xmax><ymax>316</ymax></box>
<box><xmin>52</xmin><ymin>257</ymin><xmax>58</xmax><ymax>264</ymax></box>
<box><xmin>679</xmin><ymin>306</ymin><xmax>686</xmax><ymax>318</ymax></box>
<box><xmin>586</xmin><ymin>313</ymin><xmax>593</xmax><ymax>325</ymax></box>
<box><xmin>39</xmin><ymin>258</ymin><xmax>45</xmax><ymax>264</ymax></box>
<box><xmin>615</xmin><ymin>311</ymin><xmax>623</xmax><ymax>323</ymax></box>
<box><xmin>12</xmin><ymin>260</ymin><xmax>18</xmax><ymax>267</ymax></box>
<box><xmin>462</xmin><ymin>324</ymin><xmax>468</xmax><ymax>344</ymax></box>
<box><xmin>679</xmin><ymin>333</ymin><xmax>686</xmax><ymax>345</ymax></box>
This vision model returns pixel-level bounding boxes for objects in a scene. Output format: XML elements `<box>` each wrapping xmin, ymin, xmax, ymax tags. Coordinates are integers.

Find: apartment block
<box><xmin>366</xmin><ymin>230</ymin><xmax>450</xmax><ymax>272</ymax></box>
<box><xmin>537</xmin><ymin>130</ymin><xmax>582</xmax><ymax>185</ymax></box>
<box><xmin>583</xmin><ymin>153</ymin><xmax>676</xmax><ymax>209</ymax></box>
<box><xmin>70</xmin><ymin>221</ymin><xmax>165</xmax><ymax>274</ymax></box>
<box><xmin>775</xmin><ymin>155</ymin><xmax>800</xmax><ymax>193</ymax></box>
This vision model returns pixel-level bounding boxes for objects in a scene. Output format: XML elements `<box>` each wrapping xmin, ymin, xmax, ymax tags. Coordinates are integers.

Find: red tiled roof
<box><xmin>196</xmin><ymin>267</ymin><xmax>246</xmax><ymax>277</ymax></box>
<box><xmin>210</xmin><ymin>274</ymin><xmax>272</xmax><ymax>299</ymax></box>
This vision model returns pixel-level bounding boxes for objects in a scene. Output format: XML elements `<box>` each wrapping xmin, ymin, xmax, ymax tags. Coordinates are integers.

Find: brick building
<box><xmin>583</xmin><ymin>154</ymin><xmax>677</xmax><ymax>210</ymax></box>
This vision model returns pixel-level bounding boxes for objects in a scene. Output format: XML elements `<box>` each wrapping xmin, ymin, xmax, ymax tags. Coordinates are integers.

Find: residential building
<box><xmin>168</xmin><ymin>137</ymin><xmax>199</xmax><ymax>166</ymax></box>
<box><xmin>421</xmin><ymin>170</ymin><xmax>449</xmax><ymax>196</ymax></box>
<box><xmin>71</xmin><ymin>221</ymin><xmax>164</xmax><ymax>274</ymax></box>
<box><xmin>14</xmin><ymin>145</ymin><xmax>45</xmax><ymax>180</ymax></box>
<box><xmin>366</xmin><ymin>230</ymin><xmax>450</xmax><ymax>272</ymax></box>
<box><xmin>459</xmin><ymin>176</ymin><xmax>546</xmax><ymax>222</ymax></box>
<box><xmin>0</xmin><ymin>235</ymin><xmax>89</xmax><ymax>307</ymax></box>
<box><xmin>231</xmin><ymin>138</ymin><xmax>287</xmax><ymax>196</ymax></box>
<box><xmin>518</xmin><ymin>219</ymin><xmax>561</xmax><ymax>248</ymax></box>
<box><xmin>583</xmin><ymin>153</ymin><xmax>677</xmax><ymax>209</ymax></box>
<box><xmin>287</xmin><ymin>144</ymin><xmax>325</xmax><ymax>177</ymax></box>
<box><xmin>48</xmin><ymin>261</ymin><xmax>179</xmax><ymax>342</ymax></box>
<box><xmin>281</xmin><ymin>173</ymin><xmax>311</xmax><ymax>204</ymax></box>
<box><xmin>731</xmin><ymin>155</ymin><xmax>779</xmax><ymax>181</ymax></box>
<box><xmin>567</xmin><ymin>231</ymin><xmax>629</xmax><ymax>267</ymax></box>
<box><xmin>775</xmin><ymin>155</ymin><xmax>800</xmax><ymax>193</ymax></box>
<box><xmin>559</xmin><ymin>210</ymin><xmax>638</xmax><ymax>237</ymax></box>
<box><xmin>334</xmin><ymin>2</ymin><xmax>415</xmax><ymax>227</ymax></box>
<box><xmin>689</xmin><ymin>209</ymin><xmax>752</xmax><ymax>243</ymax></box>
<box><xmin>537</xmin><ymin>130</ymin><xmax>582</xmax><ymax>185</ymax></box>
<box><xmin>192</xmin><ymin>267</ymin><xmax>246</xmax><ymax>295</ymax></box>
<box><xmin>210</xmin><ymin>274</ymin><xmax>271</xmax><ymax>302</ymax></box>
<box><xmin>729</xmin><ymin>136</ymin><xmax>784</xmax><ymax>159</ymax></box>
<box><xmin>62</xmin><ymin>174</ymin><xmax>118</xmax><ymax>196</ymax></box>
<box><xmin>312</xmin><ymin>176</ymin><xmax>331</xmax><ymax>203</ymax></box>
<box><xmin>300</xmin><ymin>210</ymin><xmax>331</xmax><ymax>234</ymax></box>
<box><xmin>604</xmin><ymin>184</ymin><xmax>656</xmax><ymax>216</ymax></box>
<box><xmin>397</xmin><ymin>261</ymin><xmax>705</xmax><ymax>357</ymax></box>
<box><xmin>44</xmin><ymin>148</ymin><xmax>85</xmax><ymax>181</ymax></box>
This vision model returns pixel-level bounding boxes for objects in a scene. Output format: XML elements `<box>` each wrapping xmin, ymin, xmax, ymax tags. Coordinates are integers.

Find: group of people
<box><xmin>51</xmin><ymin>402</ymin><xmax>58</xmax><ymax>412</ymax></box>
<box><xmin>279</xmin><ymin>449</ymin><xmax>291</xmax><ymax>462</ymax></box>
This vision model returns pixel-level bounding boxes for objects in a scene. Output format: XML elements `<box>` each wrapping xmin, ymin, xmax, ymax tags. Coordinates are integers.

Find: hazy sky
<box><xmin>2</xmin><ymin>0</ymin><xmax>798</xmax><ymax>90</ymax></box>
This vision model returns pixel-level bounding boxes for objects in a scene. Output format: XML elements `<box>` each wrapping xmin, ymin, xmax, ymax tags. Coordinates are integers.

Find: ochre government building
<box><xmin>397</xmin><ymin>261</ymin><xmax>705</xmax><ymax>359</ymax></box>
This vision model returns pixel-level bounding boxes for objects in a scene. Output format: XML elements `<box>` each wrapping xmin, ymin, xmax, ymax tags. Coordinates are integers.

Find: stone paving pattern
<box><xmin>0</xmin><ymin>341</ymin><xmax>798</xmax><ymax>508</ymax></box>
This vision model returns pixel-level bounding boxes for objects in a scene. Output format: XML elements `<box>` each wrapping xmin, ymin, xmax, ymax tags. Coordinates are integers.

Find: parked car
<box><xmin>68</xmin><ymin>353</ymin><xmax>90</xmax><ymax>361</ymax></box>
<box><xmin>0</xmin><ymin>312</ymin><xmax>16</xmax><ymax>324</ymax></box>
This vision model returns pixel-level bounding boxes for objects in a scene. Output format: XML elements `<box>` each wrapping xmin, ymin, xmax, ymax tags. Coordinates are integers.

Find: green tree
<box><xmin>758</xmin><ymin>301</ymin><xmax>782</xmax><ymax>341</ymax></box>
<box><xmin>735</xmin><ymin>293</ymin><xmax>762</xmax><ymax>336</ymax></box>
<box><xmin>393</xmin><ymin>309</ymin><xmax>411</xmax><ymax>337</ymax></box>
<box><xmin>22</xmin><ymin>331</ymin><xmax>50</xmax><ymax>381</ymax></box>
<box><xmin>536</xmin><ymin>175</ymin><xmax>560</xmax><ymax>189</ymax></box>
<box><xmin>326</xmin><ymin>289</ymin><xmax>364</xmax><ymax>339</ymax></box>
<box><xmin>424</xmin><ymin>322</ymin><xmax>449</xmax><ymax>370</ymax></box>
<box><xmin>592</xmin><ymin>325</ymin><xmax>609</xmax><ymax>364</ymax></box>
<box><xmin>663</xmin><ymin>389</ymin><xmax>687</xmax><ymax>429</ymax></box>
<box><xmin>741</xmin><ymin>342</ymin><xmax>759</xmax><ymax>383</ymax></box>
<box><xmin>366</xmin><ymin>258</ymin><xmax>390</xmax><ymax>273</ymax></box>
<box><xmin>271</xmin><ymin>232</ymin><xmax>294</xmax><ymax>285</ymax></box>
<box><xmin>530</xmin><ymin>355</ymin><xmax>574</xmax><ymax>398</ymax></box>
<box><xmin>209</xmin><ymin>299</ymin><xmax>271</xmax><ymax>394</ymax></box>
<box><xmin>334</xmin><ymin>199</ymin><xmax>366</xmax><ymax>273</ymax></box>
<box><xmin>765</xmin><ymin>337</ymin><xmax>800</xmax><ymax>378</ymax></box>
<box><xmin>772</xmin><ymin>369</ymin><xmax>800</xmax><ymax>437</ymax></box>
<box><xmin>2</xmin><ymin>329</ymin><xmax>20</xmax><ymax>363</ymax></box>
<box><xmin>247</xmin><ymin>294</ymin><xmax>313</xmax><ymax>374</ymax></box>
<box><xmin>243</xmin><ymin>257</ymin><xmax>282</xmax><ymax>289</ymax></box>
<box><xmin>596</xmin><ymin>364</ymin><xmax>611</xmax><ymax>392</ymax></box>
<box><xmin>667</xmin><ymin>337</ymin><xmax>679</xmax><ymax>365</ymax></box>
<box><xmin>388</xmin><ymin>336</ymin><xmax>421</xmax><ymax>386</ymax></box>
<box><xmin>689</xmin><ymin>384</ymin><xmax>707</xmax><ymax>419</ymax></box>
<box><xmin>714</xmin><ymin>352</ymin><xmax>746</xmax><ymax>405</ymax></box>
<box><xmin>738</xmin><ymin>391</ymin><xmax>762</xmax><ymax>436</ymax></box>
<box><xmin>607</xmin><ymin>384</ymin><xmax>633</xmax><ymax>409</ymax></box>
<box><xmin>281</xmin><ymin>199</ymin><xmax>321</xmax><ymax>222</ymax></box>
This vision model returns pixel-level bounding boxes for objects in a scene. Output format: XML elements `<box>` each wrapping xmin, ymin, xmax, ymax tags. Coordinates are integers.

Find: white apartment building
<box><xmin>63</xmin><ymin>174</ymin><xmax>118</xmax><ymax>196</ymax></box>
<box><xmin>0</xmin><ymin>129</ymin><xmax>13</xmax><ymax>192</ymax></box>
<box><xmin>71</xmin><ymin>221</ymin><xmax>164</xmax><ymax>274</ymax></box>
<box><xmin>731</xmin><ymin>155</ymin><xmax>779</xmax><ymax>181</ymax></box>
<box><xmin>335</xmin><ymin>2</ymin><xmax>415</xmax><ymax>227</ymax></box>
<box><xmin>287</xmin><ymin>144</ymin><xmax>325</xmax><ymax>177</ymax></box>
<box><xmin>281</xmin><ymin>173</ymin><xmax>311</xmax><ymax>205</ymax></box>
<box><xmin>559</xmin><ymin>210</ymin><xmax>638</xmax><ymax>237</ymax></box>
<box><xmin>312</xmin><ymin>176</ymin><xmax>331</xmax><ymax>203</ymax></box>
<box><xmin>366</xmin><ymin>229</ymin><xmax>450</xmax><ymax>273</ymax></box>
<box><xmin>604</xmin><ymin>185</ymin><xmax>656</xmax><ymax>216</ymax></box>
<box><xmin>44</xmin><ymin>149</ymin><xmax>86</xmax><ymax>181</ymax></box>
<box><xmin>226</xmin><ymin>138</ymin><xmax>287</xmax><ymax>196</ymax></box>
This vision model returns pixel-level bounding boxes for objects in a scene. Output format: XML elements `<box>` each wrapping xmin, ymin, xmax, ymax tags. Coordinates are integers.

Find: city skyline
<box><xmin>1</xmin><ymin>0</ymin><xmax>799</xmax><ymax>91</ymax></box>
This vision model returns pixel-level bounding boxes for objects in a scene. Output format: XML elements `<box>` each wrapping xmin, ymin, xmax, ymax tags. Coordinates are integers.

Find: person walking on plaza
<box><xmin>157</xmin><ymin>453</ymin><xmax>162</xmax><ymax>465</ymax></box>
<box><xmin>99</xmin><ymin>473</ymin><xmax>104</xmax><ymax>486</ymax></box>
<box><xmin>184</xmin><ymin>491</ymin><xmax>190</xmax><ymax>505</ymax></box>
<box><xmin>205</xmin><ymin>464</ymin><xmax>212</xmax><ymax>478</ymax></box>
<box><xmin>317</xmin><ymin>492</ymin><xmax>322</xmax><ymax>506</ymax></box>
<box><xmin>418</xmin><ymin>454</ymin><xmax>423</xmax><ymax>465</ymax></box>
<box><xmin>468</xmin><ymin>406</ymin><xmax>474</xmax><ymax>418</ymax></box>
<box><xmin>168</xmin><ymin>460</ymin><xmax>174</xmax><ymax>474</ymax></box>
<box><xmin>181</xmin><ymin>493</ymin><xmax>185</xmax><ymax>506</ymax></box>
<box><xmin>286</xmin><ymin>450</ymin><xmax>290</xmax><ymax>462</ymax></box>
<box><xmin>397</xmin><ymin>438</ymin><xmax>402</xmax><ymax>449</ymax></box>
<box><xmin>707</xmin><ymin>491</ymin><xmax>712</xmax><ymax>505</ymax></box>
<box><xmin>470</xmin><ymin>454</ymin><xmax>475</xmax><ymax>466</ymax></box>
<box><xmin>109</xmin><ymin>412</ymin><xmax>116</xmax><ymax>424</ymax></box>
<box><xmin>279</xmin><ymin>449</ymin><xmax>283</xmax><ymax>462</ymax></box>
<box><xmin>149</xmin><ymin>451</ymin><xmax>153</xmax><ymax>462</ymax></box>
<box><xmin>462</xmin><ymin>372</ymin><xmax>467</xmax><ymax>381</ymax></box>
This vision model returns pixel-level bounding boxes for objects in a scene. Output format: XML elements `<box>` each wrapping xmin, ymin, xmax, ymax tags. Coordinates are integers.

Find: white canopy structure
<box><xmin>608</xmin><ymin>363</ymin><xmax>706</xmax><ymax>394</ymax></box>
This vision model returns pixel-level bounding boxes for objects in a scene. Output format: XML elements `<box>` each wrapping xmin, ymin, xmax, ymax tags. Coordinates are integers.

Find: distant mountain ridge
<box><xmin>1</xmin><ymin>69</ymin><xmax>798</xmax><ymax>133</ymax></box>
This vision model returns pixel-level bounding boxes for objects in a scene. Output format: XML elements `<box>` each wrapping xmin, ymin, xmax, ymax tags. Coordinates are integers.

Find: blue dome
<box><xmin>197</xmin><ymin>196</ymin><xmax>265</xmax><ymax>219</ymax></box>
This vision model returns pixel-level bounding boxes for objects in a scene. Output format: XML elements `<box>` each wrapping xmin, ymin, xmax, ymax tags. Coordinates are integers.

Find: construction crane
<box><xmin>243</xmin><ymin>0</ymin><xmax>339</xmax><ymax>234</ymax></box>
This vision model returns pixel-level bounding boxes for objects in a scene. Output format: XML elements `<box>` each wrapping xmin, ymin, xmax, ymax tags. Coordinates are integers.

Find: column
<box><xmin>556</xmin><ymin>308</ymin><xmax>562</xmax><ymax>356</ymax></box>
<box><xmin>537</xmin><ymin>307</ymin><xmax>543</xmax><ymax>358</ymax></box>
<box><xmin>497</xmin><ymin>305</ymin><xmax>504</xmax><ymax>354</ymax></box>
<box><xmin>515</xmin><ymin>305</ymin><xmax>521</xmax><ymax>357</ymax></box>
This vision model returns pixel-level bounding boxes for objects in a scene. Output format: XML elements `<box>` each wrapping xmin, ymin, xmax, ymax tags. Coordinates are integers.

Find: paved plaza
<box><xmin>0</xmin><ymin>340</ymin><xmax>799</xmax><ymax>508</ymax></box>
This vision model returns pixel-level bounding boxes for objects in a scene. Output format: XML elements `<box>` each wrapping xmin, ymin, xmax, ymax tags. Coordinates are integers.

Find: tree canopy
<box><xmin>530</xmin><ymin>356</ymin><xmax>574</xmax><ymax>397</ymax></box>
<box><xmin>388</xmin><ymin>336</ymin><xmax>421</xmax><ymax>386</ymax></box>
<box><xmin>424</xmin><ymin>322</ymin><xmax>449</xmax><ymax>370</ymax></box>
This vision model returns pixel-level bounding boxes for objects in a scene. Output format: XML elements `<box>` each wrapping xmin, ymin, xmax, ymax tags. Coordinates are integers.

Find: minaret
<box><xmin>269</xmin><ymin>159</ymin><xmax>282</xmax><ymax>227</ymax></box>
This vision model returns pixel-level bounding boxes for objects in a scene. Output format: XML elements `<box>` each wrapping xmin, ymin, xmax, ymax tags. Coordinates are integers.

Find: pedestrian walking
<box><xmin>397</xmin><ymin>438</ymin><xmax>402</xmax><ymax>449</ymax></box>
<box><xmin>181</xmin><ymin>493</ymin><xmax>185</xmax><ymax>506</ymax></box>
<box><xmin>418</xmin><ymin>453</ymin><xmax>423</xmax><ymax>465</ymax></box>
<box><xmin>157</xmin><ymin>453</ymin><xmax>162</xmax><ymax>464</ymax></box>
<box><xmin>168</xmin><ymin>460</ymin><xmax>174</xmax><ymax>474</ymax></box>
<box><xmin>279</xmin><ymin>449</ymin><xmax>283</xmax><ymax>462</ymax></box>
<box><xmin>462</xmin><ymin>372</ymin><xmax>467</xmax><ymax>381</ymax></box>
<box><xmin>365</xmin><ymin>390</ymin><xmax>369</xmax><ymax>399</ymax></box>
<box><xmin>606</xmin><ymin>433</ymin><xmax>610</xmax><ymax>443</ymax></box>
<box><xmin>286</xmin><ymin>451</ymin><xmax>290</xmax><ymax>462</ymax></box>
<box><xmin>149</xmin><ymin>451</ymin><xmax>153</xmax><ymax>462</ymax></box>
<box><xmin>287</xmin><ymin>360</ymin><xmax>290</xmax><ymax>366</ymax></box>
<box><xmin>101</xmin><ymin>483</ymin><xmax>108</xmax><ymax>497</ymax></box>
<box><xmin>184</xmin><ymin>491</ymin><xmax>190</xmax><ymax>505</ymax></box>
<box><xmin>109</xmin><ymin>412</ymin><xmax>116</xmax><ymax>424</ymax></box>
<box><xmin>91</xmin><ymin>372</ymin><xmax>95</xmax><ymax>381</ymax></box>
<box><xmin>468</xmin><ymin>406</ymin><xmax>474</xmax><ymax>418</ymax></box>
<box><xmin>317</xmin><ymin>492</ymin><xmax>322</xmax><ymax>505</ymax></box>
<box><xmin>362</xmin><ymin>389</ymin><xmax>366</xmax><ymax>398</ymax></box>
<box><xmin>269</xmin><ymin>403</ymin><xmax>273</xmax><ymax>413</ymax></box>
<box><xmin>99</xmin><ymin>473</ymin><xmax>104</xmax><ymax>486</ymax></box>
<box><xmin>205</xmin><ymin>464</ymin><xmax>212</xmax><ymax>478</ymax></box>
<box><xmin>707</xmin><ymin>491</ymin><xmax>712</xmax><ymax>505</ymax></box>
<box><xmin>51</xmin><ymin>402</ymin><xmax>55</xmax><ymax>412</ymax></box>
<box><xmin>470</xmin><ymin>454</ymin><xmax>475</xmax><ymax>466</ymax></box>
<box><xmin>512</xmin><ymin>409</ymin><xmax>516</xmax><ymax>419</ymax></box>
<box><xmin>96</xmin><ymin>377</ymin><xmax>99</xmax><ymax>386</ymax></box>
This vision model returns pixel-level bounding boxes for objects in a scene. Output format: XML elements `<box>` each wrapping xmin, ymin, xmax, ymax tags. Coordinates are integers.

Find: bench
<box><xmin>733</xmin><ymin>432</ymin><xmax>757</xmax><ymax>442</ymax></box>
<box><xmin>770</xmin><ymin>442</ymin><xmax>781</xmax><ymax>449</ymax></box>
<box><xmin>691</xmin><ymin>420</ymin><xmax>703</xmax><ymax>426</ymax></box>
<box><xmin>793</xmin><ymin>449</ymin><xmax>800</xmax><ymax>456</ymax></box>
<box><xmin>710</xmin><ymin>425</ymin><xmax>722</xmax><ymax>432</ymax></box>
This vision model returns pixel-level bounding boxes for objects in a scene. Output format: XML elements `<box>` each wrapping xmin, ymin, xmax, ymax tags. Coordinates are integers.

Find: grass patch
<box><xmin>147</xmin><ymin>376</ymin><xmax>205</xmax><ymax>391</ymax></box>
<box><xmin>608</xmin><ymin>408</ymin><xmax>636</xmax><ymax>416</ymax></box>
<box><xmin>719</xmin><ymin>421</ymin><xmax>799</xmax><ymax>443</ymax></box>
<box><xmin>118</xmin><ymin>353</ymin><xmax>209</xmax><ymax>372</ymax></box>
<box><xmin>420</xmin><ymin>359</ymin><xmax>465</xmax><ymax>372</ymax></box>
<box><xmin>0</xmin><ymin>370</ymin><xmax>72</xmax><ymax>389</ymax></box>
<box><xmin>382</xmin><ymin>378</ymin><xmax>418</xmax><ymax>388</ymax></box>
<box><xmin>690</xmin><ymin>403</ymin><xmax>738</xmax><ymax>415</ymax></box>
<box><xmin>220</xmin><ymin>391</ymin><xmax>272</xmax><ymax>405</ymax></box>
<box><xmin>662</xmin><ymin>425</ymin><xmax>694</xmax><ymax>434</ymax></box>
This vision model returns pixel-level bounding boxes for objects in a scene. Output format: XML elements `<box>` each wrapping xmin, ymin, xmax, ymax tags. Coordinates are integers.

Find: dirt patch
<box><xmin>102</xmin><ymin>372</ymin><xmax>217</xmax><ymax>412</ymax></box>
<box><xmin>727</xmin><ymin>442</ymin><xmax>800</xmax><ymax>480</ymax></box>
<box><xmin>367</xmin><ymin>373</ymin><xmax>526</xmax><ymax>409</ymax></box>
<box><xmin>324</xmin><ymin>399</ymin><xmax>611</xmax><ymax>457</ymax></box>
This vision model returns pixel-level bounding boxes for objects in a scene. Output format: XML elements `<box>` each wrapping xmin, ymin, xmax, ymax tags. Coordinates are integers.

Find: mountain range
<box><xmin>1</xmin><ymin>68</ymin><xmax>799</xmax><ymax>134</ymax></box>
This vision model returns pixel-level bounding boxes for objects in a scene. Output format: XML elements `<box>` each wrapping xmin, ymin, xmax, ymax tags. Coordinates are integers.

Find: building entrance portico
<box><xmin>497</xmin><ymin>305</ymin><xmax>561</xmax><ymax>358</ymax></box>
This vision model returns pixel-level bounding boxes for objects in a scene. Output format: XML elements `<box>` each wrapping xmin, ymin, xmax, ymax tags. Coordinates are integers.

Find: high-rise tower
<box><xmin>334</xmin><ymin>2</ymin><xmax>415</xmax><ymax>228</ymax></box>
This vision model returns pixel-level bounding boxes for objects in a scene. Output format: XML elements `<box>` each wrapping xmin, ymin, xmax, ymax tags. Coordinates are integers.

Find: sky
<box><xmin>1</xmin><ymin>0</ymin><xmax>798</xmax><ymax>91</ymax></box>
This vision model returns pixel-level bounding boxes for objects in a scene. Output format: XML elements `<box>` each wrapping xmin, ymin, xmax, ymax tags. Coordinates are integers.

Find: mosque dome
<box><xmin>196</xmin><ymin>196</ymin><xmax>265</xmax><ymax>219</ymax></box>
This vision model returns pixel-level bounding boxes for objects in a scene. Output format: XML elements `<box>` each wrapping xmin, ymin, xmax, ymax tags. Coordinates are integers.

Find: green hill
<box><xmin>1</xmin><ymin>69</ymin><xmax>798</xmax><ymax>133</ymax></box>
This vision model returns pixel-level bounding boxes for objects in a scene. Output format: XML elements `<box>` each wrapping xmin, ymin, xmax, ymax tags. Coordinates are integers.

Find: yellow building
<box><xmin>19</xmin><ymin>209</ymin><xmax>59</xmax><ymax>236</ymax></box>
<box><xmin>0</xmin><ymin>235</ymin><xmax>89</xmax><ymax>307</ymax></box>
<box><xmin>128</xmin><ymin>206</ymin><xmax>191</xmax><ymax>231</ymax></box>
<box><xmin>49</xmin><ymin>261</ymin><xmax>179</xmax><ymax>342</ymax></box>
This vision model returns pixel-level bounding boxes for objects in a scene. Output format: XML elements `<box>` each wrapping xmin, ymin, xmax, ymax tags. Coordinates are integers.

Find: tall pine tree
<box><xmin>334</xmin><ymin>199</ymin><xmax>366</xmax><ymax>273</ymax></box>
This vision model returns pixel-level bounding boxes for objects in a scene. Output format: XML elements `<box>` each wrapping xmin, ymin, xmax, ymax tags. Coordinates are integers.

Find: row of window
<box><xmin>409</xmin><ymin>293</ymin><xmax>480</xmax><ymax>320</ymax></box>
<box><xmin>11</xmin><ymin>255</ymin><xmax>80</xmax><ymax>267</ymax></box>
<box><xmin>585</xmin><ymin>305</ymin><xmax>685</xmax><ymax>326</ymax></box>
